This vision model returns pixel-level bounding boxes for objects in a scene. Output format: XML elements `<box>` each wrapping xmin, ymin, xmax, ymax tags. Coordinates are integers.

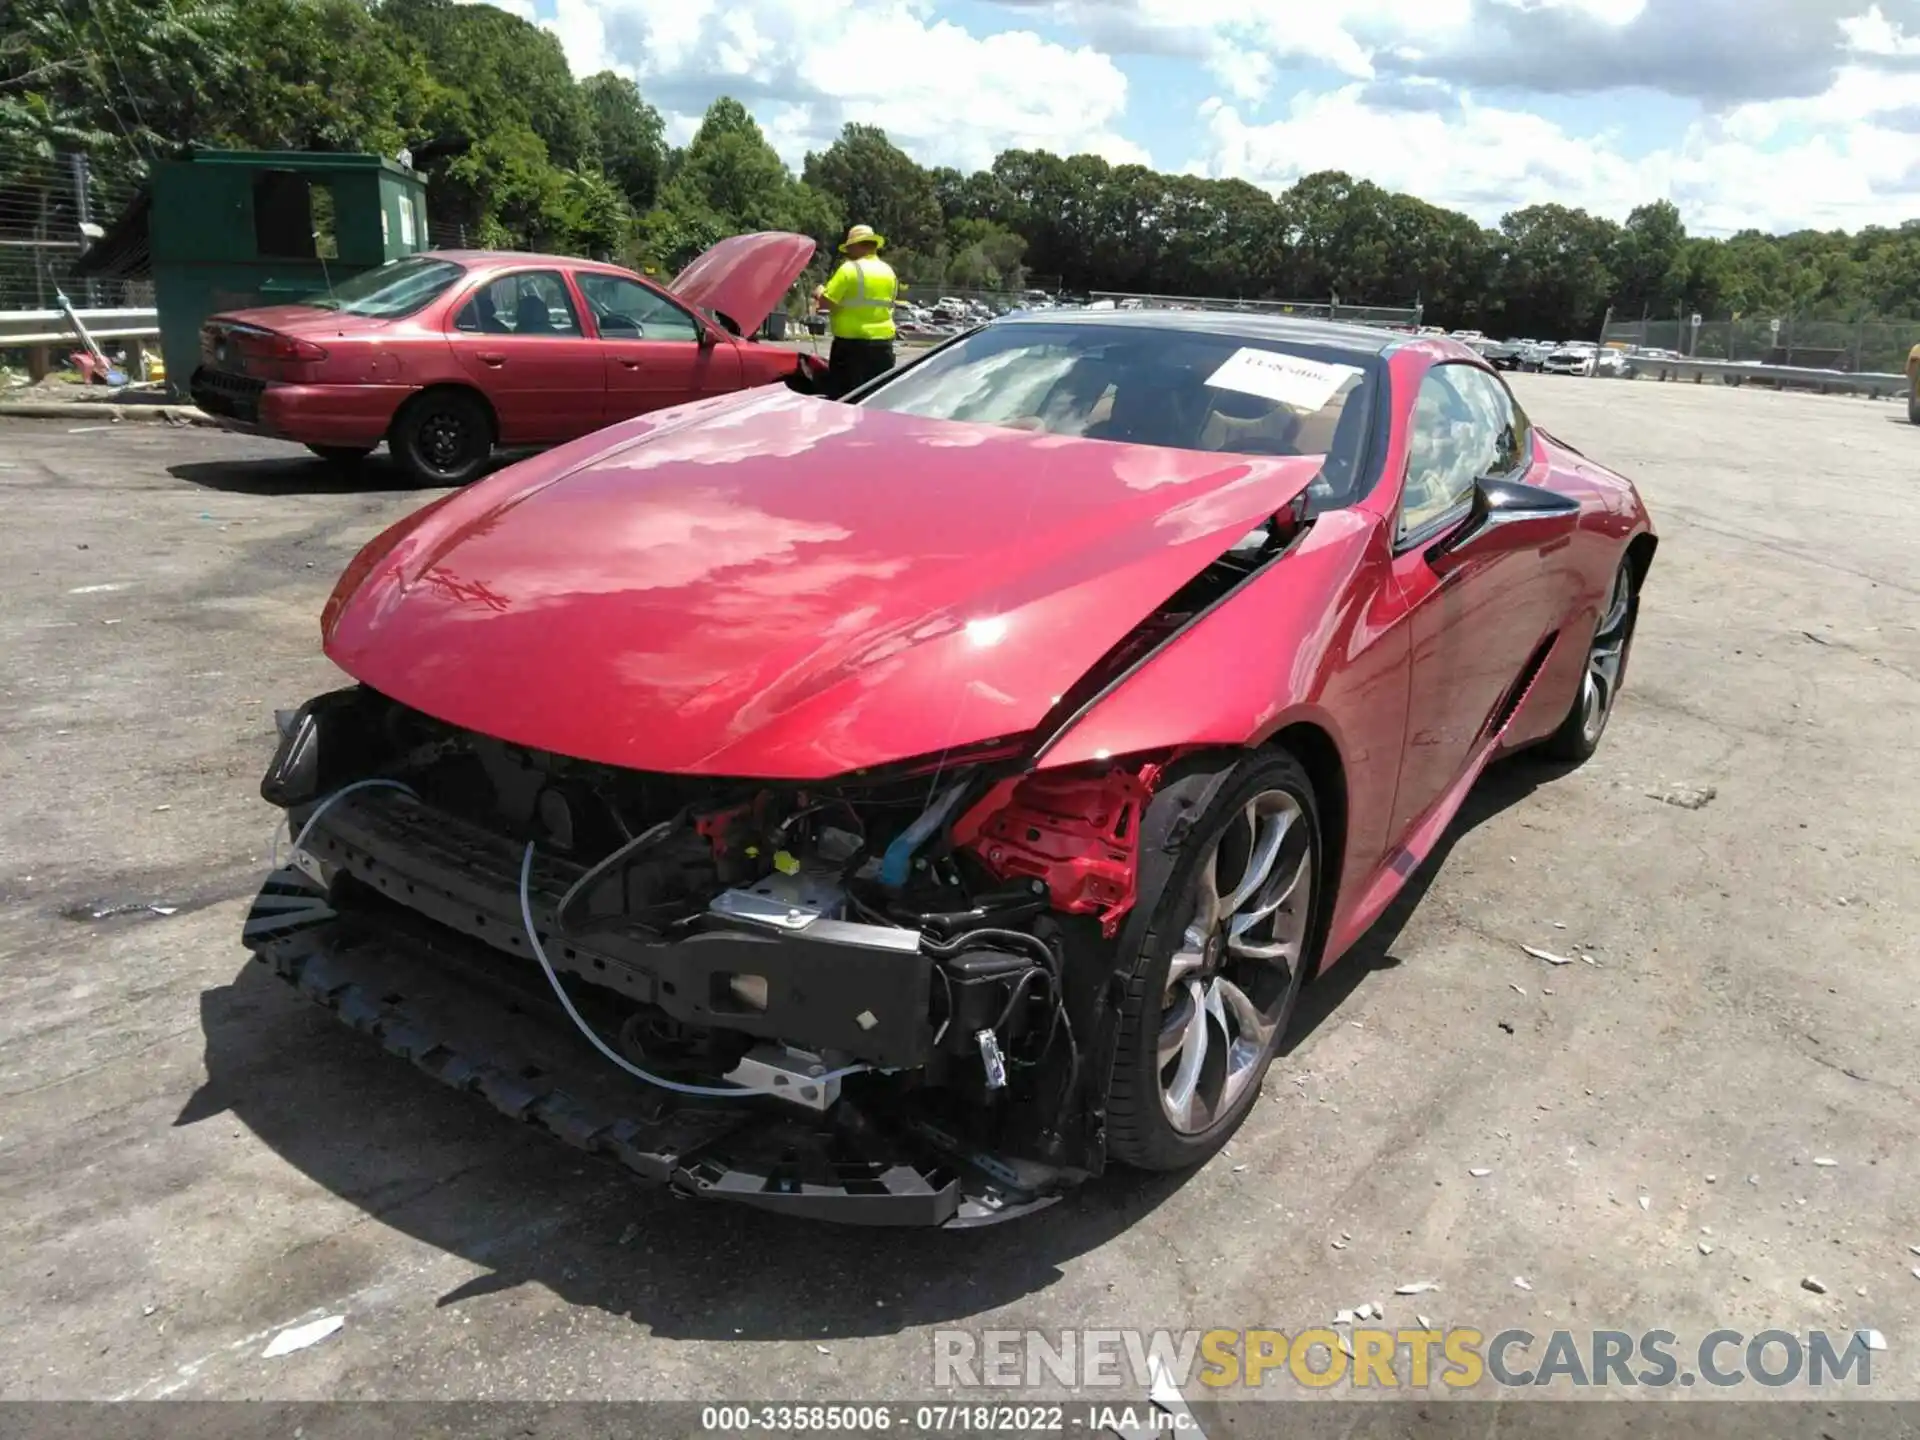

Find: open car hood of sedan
<box><xmin>321</xmin><ymin>390</ymin><xmax>1324</xmax><ymax>779</ymax></box>
<box><xmin>670</xmin><ymin>231</ymin><xmax>816</xmax><ymax>338</ymax></box>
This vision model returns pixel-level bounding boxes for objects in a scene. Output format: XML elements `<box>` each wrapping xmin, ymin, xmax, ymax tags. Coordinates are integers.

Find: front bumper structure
<box><xmin>244</xmin><ymin>794</ymin><xmax>1070</xmax><ymax>1227</ymax></box>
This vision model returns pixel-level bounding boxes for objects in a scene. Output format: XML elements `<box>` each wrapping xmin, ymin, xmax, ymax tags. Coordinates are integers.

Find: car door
<box><xmin>1386</xmin><ymin>362</ymin><xmax>1561</xmax><ymax>838</ymax></box>
<box><xmin>447</xmin><ymin>269</ymin><xmax>606</xmax><ymax>444</ymax></box>
<box><xmin>575</xmin><ymin>271</ymin><xmax>743</xmax><ymax>420</ymax></box>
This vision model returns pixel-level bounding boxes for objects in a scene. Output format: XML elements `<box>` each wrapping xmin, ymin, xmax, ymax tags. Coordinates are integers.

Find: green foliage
<box><xmin>6</xmin><ymin>0</ymin><xmax>1916</xmax><ymax>336</ymax></box>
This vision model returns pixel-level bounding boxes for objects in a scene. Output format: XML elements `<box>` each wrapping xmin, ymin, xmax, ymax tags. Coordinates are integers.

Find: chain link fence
<box><xmin>1604</xmin><ymin>316</ymin><xmax>1920</xmax><ymax>375</ymax></box>
<box><xmin>0</xmin><ymin>155</ymin><xmax>155</xmax><ymax>313</ymax></box>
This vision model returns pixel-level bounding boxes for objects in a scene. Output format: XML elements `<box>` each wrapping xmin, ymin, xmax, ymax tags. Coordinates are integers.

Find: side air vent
<box><xmin>1484</xmin><ymin>631</ymin><xmax>1559</xmax><ymax>740</ymax></box>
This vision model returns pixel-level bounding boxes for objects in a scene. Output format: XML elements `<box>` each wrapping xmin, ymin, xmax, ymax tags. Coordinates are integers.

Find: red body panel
<box><xmin>322</xmin><ymin>389</ymin><xmax>1325</xmax><ymax>778</ymax></box>
<box><xmin>318</xmin><ymin>330</ymin><xmax>1655</xmax><ymax>977</ymax></box>
<box><xmin>195</xmin><ymin>238</ymin><xmax>815</xmax><ymax>453</ymax></box>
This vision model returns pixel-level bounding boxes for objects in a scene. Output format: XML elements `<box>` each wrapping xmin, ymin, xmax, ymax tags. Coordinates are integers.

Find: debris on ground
<box><xmin>1649</xmin><ymin>783</ymin><xmax>1718</xmax><ymax>811</ymax></box>
<box><xmin>1639</xmin><ymin>1195</ymin><xmax>1652</xmax><ymax>1211</ymax></box>
<box><xmin>1513</xmin><ymin>1277</ymin><xmax>1532</xmax><ymax>1291</ymax></box>
<box><xmin>262</xmin><ymin>1315</ymin><xmax>345</xmax><ymax>1358</ymax></box>
<box><xmin>1510</xmin><ymin>983</ymin><xmax>1528</xmax><ymax>995</ymax></box>
<box><xmin>1812</xmin><ymin>1157</ymin><xmax>1838</xmax><ymax>1167</ymax></box>
<box><xmin>1699</xmin><ymin>1242</ymin><xmax>1714</xmax><ymax>1255</ymax></box>
<box><xmin>1801</xmin><ymin>1277</ymin><xmax>1828</xmax><ymax>1295</ymax></box>
<box><xmin>1469</xmin><ymin>1167</ymin><xmax>1492</xmax><ymax>1178</ymax></box>
<box><xmin>1395</xmin><ymin>1281</ymin><xmax>1440</xmax><ymax>1295</ymax></box>
<box><xmin>1355</xmin><ymin>1303</ymin><xmax>1376</xmax><ymax>1321</ymax></box>
<box><xmin>1863</xmin><ymin>1331</ymin><xmax>1887</xmax><ymax>1352</ymax></box>
<box><xmin>1523</xmin><ymin>945</ymin><xmax>1575</xmax><ymax>966</ymax></box>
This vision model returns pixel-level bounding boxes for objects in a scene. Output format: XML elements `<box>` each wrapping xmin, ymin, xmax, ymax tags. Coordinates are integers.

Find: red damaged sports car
<box><xmin>246</xmin><ymin>312</ymin><xmax>1656</xmax><ymax>1226</ymax></box>
<box><xmin>191</xmin><ymin>233</ymin><xmax>823</xmax><ymax>485</ymax></box>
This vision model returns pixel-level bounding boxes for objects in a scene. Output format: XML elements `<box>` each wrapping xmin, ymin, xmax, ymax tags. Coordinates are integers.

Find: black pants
<box><xmin>824</xmin><ymin>337</ymin><xmax>896</xmax><ymax>399</ymax></box>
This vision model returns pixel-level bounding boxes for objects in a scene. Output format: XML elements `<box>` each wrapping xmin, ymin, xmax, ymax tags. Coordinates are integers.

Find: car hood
<box><xmin>670</xmin><ymin>232</ymin><xmax>815</xmax><ymax>337</ymax></box>
<box><xmin>321</xmin><ymin>390</ymin><xmax>1323</xmax><ymax>779</ymax></box>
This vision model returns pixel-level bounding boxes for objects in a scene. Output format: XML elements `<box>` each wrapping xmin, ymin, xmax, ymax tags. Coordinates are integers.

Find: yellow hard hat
<box><xmin>838</xmin><ymin>224</ymin><xmax>886</xmax><ymax>253</ymax></box>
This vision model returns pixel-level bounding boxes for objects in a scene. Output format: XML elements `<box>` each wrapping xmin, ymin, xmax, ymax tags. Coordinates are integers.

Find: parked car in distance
<box><xmin>1471</xmin><ymin>338</ymin><xmax>1522</xmax><ymax>370</ymax></box>
<box><xmin>1542</xmin><ymin>342</ymin><xmax>1599</xmax><ymax>376</ymax></box>
<box><xmin>191</xmin><ymin>234</ymin><xmax>823</xmax><ymax>485</ymax></box>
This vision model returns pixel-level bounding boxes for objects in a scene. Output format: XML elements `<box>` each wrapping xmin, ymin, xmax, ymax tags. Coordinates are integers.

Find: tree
<box><xmin>579</xmin><ymin>72</ymin><xmax>665</xmax><ymax>212</ymax></box>
<box><xmin>1495</xmin><ymin>203</ymin><xmax>1622</xmax><ymax>337</ymax></box>
<box><xmin>802</xmin><ymin>123</ymin><xmax>942</xmax><ymax>255</ymax></box>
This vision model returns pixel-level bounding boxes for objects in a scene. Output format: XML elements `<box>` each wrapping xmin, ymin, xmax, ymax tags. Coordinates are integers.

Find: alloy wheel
<box><xmin>1580</xmin><ymin>566</ymin><xmax>1634</xmax><ymax>745</ymax></box>
<box><xmin>1158</xmin><ymin>790</ymin><xmax>1312</xmax><ymax>1134</ymax></box>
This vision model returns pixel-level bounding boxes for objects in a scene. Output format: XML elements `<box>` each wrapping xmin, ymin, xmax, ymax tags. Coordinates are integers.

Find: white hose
<box><xmin>517</xmin><ymin>841</ymin><xmax>875</xmax><ymax>1098</ymax></box>
<box><xmin>273</xmin><ymin>778</ymin><xmax>421</xmax><ymax>870</ymax></box>
<box><xmin>272</xmin><ymin>780</ymin><xmax>880</xmax><ymax>1101</ymax></box>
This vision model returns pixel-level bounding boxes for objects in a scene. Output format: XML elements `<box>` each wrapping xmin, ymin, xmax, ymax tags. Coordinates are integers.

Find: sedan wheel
<box><xmin>1543</xmin><ymin>558</ymin><xmax>1638</xmax><ymax>762</ymax></box>
<box><xmin>1106</xmin><ymin>752</ymin><xmax>1321</xmax><ymax>1171</ymax></box>
<box><xmin>392</xmin><ymin>390</ymin><xmax>494</xmax><ymax>486</ymax></box>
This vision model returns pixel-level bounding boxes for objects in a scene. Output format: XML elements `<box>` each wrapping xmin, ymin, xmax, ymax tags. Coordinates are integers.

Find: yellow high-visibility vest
<box><xmin>824</xmin><ymin>257</ymin><xmax>898</xmax><ymax>341</ymax></box>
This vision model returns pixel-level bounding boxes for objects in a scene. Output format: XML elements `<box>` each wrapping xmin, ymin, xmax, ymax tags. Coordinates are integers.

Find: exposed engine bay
<box><xmin>251</xmin><ymin>684</ymin><xmax>1186</xmax><ymax>1223</ymax></box>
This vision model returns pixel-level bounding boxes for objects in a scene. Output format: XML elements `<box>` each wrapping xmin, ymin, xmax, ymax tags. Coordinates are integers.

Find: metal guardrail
<box><xmin>0</xmin><ymin>307</ymin><xmax>160</xmax><ymax>346</ymax></box>
<box><xmin>1629</xmin><ymin>355</ymin><xmax>1907</xmax><ymax>398</ymax></box>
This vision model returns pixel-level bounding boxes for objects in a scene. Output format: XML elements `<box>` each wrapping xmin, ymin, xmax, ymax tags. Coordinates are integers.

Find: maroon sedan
<box><xmin>191</xmin><ymin>233</ymin><xmax>823</xmax><ymax>484</ymax></box>
<box><xmin>249</xmin><ymin>312</ymin><xmax>1655</xmax><ymax>1225</ymax></box>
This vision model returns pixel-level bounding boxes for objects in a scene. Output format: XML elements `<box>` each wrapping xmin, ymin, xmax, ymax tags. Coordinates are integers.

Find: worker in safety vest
<box><xmin>814</xmin><ymin>223</ymin><xmax>898</xmax><ymax>399</ymax></box>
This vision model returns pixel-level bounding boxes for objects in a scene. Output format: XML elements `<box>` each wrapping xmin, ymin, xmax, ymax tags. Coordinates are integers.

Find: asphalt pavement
<box><xmin>0</xmin><ymin>377</ymin><xmax>1915</xmax><ymax>1410</ymax></box>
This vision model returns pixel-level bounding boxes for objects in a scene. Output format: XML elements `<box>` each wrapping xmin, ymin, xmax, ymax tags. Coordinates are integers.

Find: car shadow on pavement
<box><xmin>178</xmin><ymin>751</ymin><xmax>1567</xmax><ymax>1344</ymax></box>
<box><xmin>167</xmin><ymin>449</ymin><xmax>521</xmax><ymax>497</ymax></box>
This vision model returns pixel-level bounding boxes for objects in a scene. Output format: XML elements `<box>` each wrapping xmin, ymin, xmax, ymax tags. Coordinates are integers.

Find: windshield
<box><xmin>857</xmin><ymin>320</ymin><xmax>1384</xmax><ymax>507</ymax></box>
<box><xmin>307</xmin><ymin>257</ymin><xmax>466</xmax><ymax>317</ymax></box>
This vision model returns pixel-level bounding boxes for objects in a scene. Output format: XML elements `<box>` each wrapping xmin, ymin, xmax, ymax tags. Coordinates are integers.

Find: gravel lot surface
<box><xmin>1</xmin><ymin>376</ymin><xmax>1915</xmax><ymax>1412</ymax></box>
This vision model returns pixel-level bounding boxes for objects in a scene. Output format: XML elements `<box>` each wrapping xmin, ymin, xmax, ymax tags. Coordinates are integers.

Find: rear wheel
<box><xmin>1105</xmin><ymin>751</ymin><xmax>1320</xmax><ymax>1172</ymax></box>
<box><xmin>391</xmin><ymin>389</ymin><xmax>493</xmax><ymax>486</ymax></box>
<box><xmin>1541</xmin><ymin>558</ymin><xmax>1637</xmax><ymax>763</ymax></box>
<box><xmin>306</xmin><ymin>444</ymin><xmax>373</xmax><ymax>465</ymax></box>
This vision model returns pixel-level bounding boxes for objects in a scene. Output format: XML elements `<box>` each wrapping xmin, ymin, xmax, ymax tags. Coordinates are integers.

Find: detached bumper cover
<box><xmin>243</xmin><ymin>866</ymin><xmax>1064</xmax><ymax>1228</ymax></box>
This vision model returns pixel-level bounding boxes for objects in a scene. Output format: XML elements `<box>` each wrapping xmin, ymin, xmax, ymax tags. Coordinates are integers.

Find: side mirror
<box><xmin>1426</xmin><ymin>477</ymin><xmax>1580</xmax><ymax>574</ymax></box>
<box><xmin>697</xmin><ymin>324</ymin><xmax>718</xmax><ymax>350</ymax></box>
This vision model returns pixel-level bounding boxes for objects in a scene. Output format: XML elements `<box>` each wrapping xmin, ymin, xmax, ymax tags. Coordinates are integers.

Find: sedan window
<box><xmin>306</xmin><ymin>256</ymin><xmax>464</xmax><ymax>317</ymax></box>
<box><xmin>576</xmin><ymin>273</ymin><xmax>700</xmax><ymax>343</ymax></box>
<box><xmin>453</xmin><ymin>271</ymin><xmax>582</xmax><ymax>337</ymax></box>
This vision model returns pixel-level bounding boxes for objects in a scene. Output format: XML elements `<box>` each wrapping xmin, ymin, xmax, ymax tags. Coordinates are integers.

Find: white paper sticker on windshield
<box><xmin>1204</xmin><ymin>348</ymin><xmax>1362</xmax><ymax>411</ymax></box>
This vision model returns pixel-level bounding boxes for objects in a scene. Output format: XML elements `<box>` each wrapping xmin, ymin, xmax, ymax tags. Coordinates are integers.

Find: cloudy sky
<box><xmin>478</xmin><ymin>0</ymin><xmax>1920</xmax><ymax>234</ymax></box>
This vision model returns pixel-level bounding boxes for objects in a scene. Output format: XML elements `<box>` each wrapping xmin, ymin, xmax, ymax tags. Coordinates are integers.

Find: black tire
<box><xmin>306</xmin><ymin>443</ymin><xmax>373</xmax><ymax>465</ymax></box>
<box><xmin>1105</xmin><ymin>749</ymin><xmax>1322</xmax><ymax>1172</ymax></box>
<box><xmin>1540</xmin><ymin>557</ymin><xmax>1639</xmax><ymax>763</ymax></box>
<box><xmin>391</xmin><ymin>389</ymin><xmax>494</xmax><ymax>486</ymax></box>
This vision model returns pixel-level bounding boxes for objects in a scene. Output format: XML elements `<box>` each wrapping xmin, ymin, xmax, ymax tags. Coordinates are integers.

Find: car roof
<box><xmin>423</xmin><ymin>249</ymin><xmax>635</xmax><ymax>273</ymax></box>
<box><xmin>996</xmin><ymin>306</ymin><xmax>1401</xmax><ymax>359</ymax></box>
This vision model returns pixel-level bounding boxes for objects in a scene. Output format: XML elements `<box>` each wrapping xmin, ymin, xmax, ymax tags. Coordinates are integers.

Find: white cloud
<box><xmin>1194</xmin><ymin>71</ymin><xmax>1920</xmax><ymax>233</ymax></box>
<box><xmin>1195</xmin><ymin>87</ymin><xmax>1653</xmax><ymax>219</ymax></box>
<box><xmin>538</xmin><ymin>0</ymin><xmax>1148</xmax><ymax>172</ymax></box>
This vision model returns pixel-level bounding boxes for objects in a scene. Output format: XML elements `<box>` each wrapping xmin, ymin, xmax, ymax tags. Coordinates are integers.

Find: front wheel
<box><xmin>1105</xmin><ymin>751</ymin><xmax>1321</xmax><ymax>1172</ymax></box>
<box><xmin>1541</xmin><ymin>558</ymin><xmax>1637</xmax><ymax>763</ymax></box>
<box><xmin>391</xmin><ymin>390</ymin><xmax>494</xmax><ymax>486</ymax></box>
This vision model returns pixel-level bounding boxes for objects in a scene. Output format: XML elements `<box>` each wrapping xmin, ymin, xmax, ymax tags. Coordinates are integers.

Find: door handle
<box><xmin>476</xmin><ymin>352</ymin><xmax>506</xmax><ymax>367</ymax></box>
<box><xmin>618</xmin><ymin>358</ymin><xmax>641</xmax><ymax>369</ymax></box>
